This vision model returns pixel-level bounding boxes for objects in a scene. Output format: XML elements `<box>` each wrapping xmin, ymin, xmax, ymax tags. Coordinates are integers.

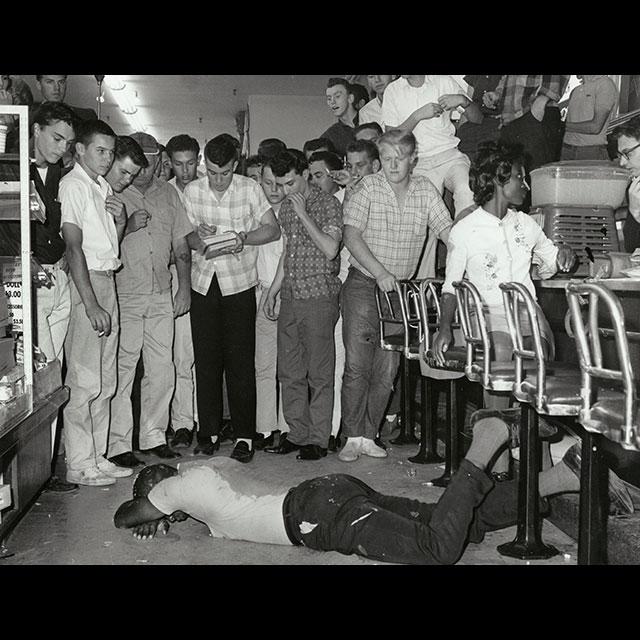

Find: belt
<box><xmin>89</xmin><ymin>269</ymin><xmax>114</xmax><ymax>278</ymax></box>
<box><xmin>282</xmin><ymin>488</ymin><xmax>302</xmax><ymax>546</ymax></box>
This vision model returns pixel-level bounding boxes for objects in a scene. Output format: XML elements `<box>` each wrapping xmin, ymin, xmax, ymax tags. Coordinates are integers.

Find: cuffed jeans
<box><xmin>109</xmin><ymin>291</ymin><xmax>175</xmax><ymax>456</ymax></box>
<box><xmin>286</xmin><ymin>459</ymin><xmax>514</xmax><ymax>565</ymax></box>
<box><xmin>63</xmin><ymin>272</ymin><xmax>119</xmax><ymax>473</ymax></box>
<box><xmin>190</xmin><ymin>276</ymin><xmax>257</xmax><ymax>440</ymax></box>
<box><xmin>278</xmin><ymin>295</ymin><xmax>339</xmax><ymax>448</ymax></box>
<box><xmin>341</xmin><ymin>268</ymin><xmax>400</xmax><ymax>440</ymax></box>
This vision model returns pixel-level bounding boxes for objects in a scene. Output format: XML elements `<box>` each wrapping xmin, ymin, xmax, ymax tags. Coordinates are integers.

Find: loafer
<box><xmin>361</xmin><ymin>437</ymin><xmax>388</xmax><ymax>459</ymax></box>
<box><xmin>141</xmin><ymin>444</ymin><xmax>182</xmax><ymax>459</ymax></box>
<box><xmin>296</xmin><ymin>444</ymin><xmax>328</xmax><ymax>460</ymax></box>
<box><xmin>193</xmin><ymin>439</ymin><xmax>220</xmax><ymax>456</ymax></box>
<box><xmin>170</xmin><ymin>428</ymin><xmax>194</xmax><ymax>449</ymax></box>
<box><xmin>265</xmin><ymin>434</ymin><xmax>300</xmax><ymax>455</ymax></box>
<box><xmin>44</xmin><ymin>476</ymin><xmax>78</xmax><ymax>493</ymax></box>
<box><xmin>109</xmin><ymin>452</ymin><xmax>145</xmax><ymax>468</ymax></box>
<box><xmin>230</xmin><ymin>441</ymin><xmax>254</xmax><ymax>463</ymax></box>
<box><xmin>339</xmin><ymin>437</ymin><xmax>362</xmax><ymax>462</ymax></box>
<box><xmin>254</xmin><ymin>432</ymin><xmax>276</xmax><ymax>450</ymax></box>
<box><xmin>562</xmin><ymin>442</ymin><xmax>634</xmax><ymax>515</ymax></box>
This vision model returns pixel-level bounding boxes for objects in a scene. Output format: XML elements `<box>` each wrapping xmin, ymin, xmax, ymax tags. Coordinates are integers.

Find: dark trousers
<box><xmin>278</xmin><ymin>295</ymin><xmax>339</xmax><ymax>448</ymax></box>
<box><xmin>286</xmin><ymin>459</ymin><xmax>517</xmax><ymax>565</ymax></box>
<box><xmin>500</xmin><ymin>107</ymin><xmax>564</xmax><ymax>171</ymax></box>
<box><xmin>190</xmin><ymin>276</ymin><xmax>256</xmax><ymax>440</ymax></box>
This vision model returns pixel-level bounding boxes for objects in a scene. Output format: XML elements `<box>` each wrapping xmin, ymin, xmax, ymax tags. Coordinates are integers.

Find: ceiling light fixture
<box><xmin>105</xmin><ymin>75</ymin><xmax>148</xmax><ymax>133</ymax></box>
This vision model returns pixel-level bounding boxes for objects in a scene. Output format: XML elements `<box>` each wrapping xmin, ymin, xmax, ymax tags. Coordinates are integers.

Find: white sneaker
<box><xmin>97</xmin><ymin>457</ymin><xmax>134</xmax><ymax>478</ymax></box>
<box><xmin>339</xmin><ymin>437</ymin><xmax>362</xmax><ymax>462</ymax></box>
<box><xmin>361</xmin><ymin>437</ymin><xmax>388</xmax><ymax>459</ymax></box>
<box><xmin>67</xmin><ymin>467</ymin><xmax>116</xmax><ymax>487</ymax></box>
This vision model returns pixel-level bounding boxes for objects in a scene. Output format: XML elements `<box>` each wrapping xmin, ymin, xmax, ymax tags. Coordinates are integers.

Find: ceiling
<box><xmin>19</xmin><ymin>74</ymin><xmax>343</xmax><ymax>148</ymax></box>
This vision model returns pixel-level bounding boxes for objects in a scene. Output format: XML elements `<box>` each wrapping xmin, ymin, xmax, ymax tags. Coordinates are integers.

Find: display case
<box><xmin>0</xmin><ymin>105</ymin><xmax>69</xmax><ymax>549</ymax></box>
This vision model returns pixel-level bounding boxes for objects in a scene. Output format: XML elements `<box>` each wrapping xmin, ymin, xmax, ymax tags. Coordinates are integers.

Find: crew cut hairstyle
<box><xmin>308</xmin><ymin>150</ymin><xmax>344</xmax><ymax>171</ymax></box>
<box><xmin>204</xmin><ymin>134</ymin><xmax>239</xmax><ymax>166</ymax></box>
<box><xmin>75</xmin><ymin>119</ymin><xmax>116</xmax><ymax>147</ymax></box>
<box><xmin>469</xmin><ymin>140</ymin><xmax>526</xmax><ymax>207</ymax></box>
<box><xmin>612</xmin><ymin>115</ymin><xmax>640</xmax><ymax>142</ymax></box>
<box><xmin>32</xmin><ymin>101</ymin><xmax>77</xmax><ymax>130</ymax></box>
<box><xmin>166</xmin><ymin>134</ymin><xmax>200</xmax><ymax>158</ymax></box>
<box><xmin>266</xmin><ymin>149</ymin><xmax>308</xmax><ymax>178</ymax></box>
<box><xmin>346</xmin><ymin>139</ymin><xmax>380</xmax><ymax>162</ymax></box>
<box><xmin>115</xmin><ymin>136</ymin><xmax>149</xmax><ymax>169</ymax></box>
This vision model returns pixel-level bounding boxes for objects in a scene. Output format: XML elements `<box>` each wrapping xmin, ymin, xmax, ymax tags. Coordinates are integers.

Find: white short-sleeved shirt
<box><xmin>60</xmin><ymin>163</ymin><xmax>121</xmax><ymax>271</ymax></box>
<box><xmin>442</xmin><ymin>207</ymin><xmax>559</xmax><ymax>308</ymax></box>
<box><xmin>382</xmin><ymin>76</ymin><xmax>468</xmax><ymax>159</ymax></box>
<box><xmin>358</xmin><ymin>98</ymin><xmax>384</xmax><ymax>127</ymax></box>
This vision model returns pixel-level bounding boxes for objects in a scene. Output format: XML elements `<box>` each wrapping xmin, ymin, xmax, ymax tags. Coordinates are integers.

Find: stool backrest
<box><xmin>566</xmin><ymin>282</ymin><xmax>637</xmax><ymax>446</ymax></box>
<box><xmin>396</xmin><ymin>280</ymin><xmax>423</xmax><ymax>359</ymax></box>
<box><xmin>375</xmin><ymin>282</ymin><xmax>415</xmax><ymax>353</ymax></box>
<box><xmin>499</xmin><ymin>281</ymin><xmax>548</xmax><ymax>408</ymax></box>
<box><xmin>452</xmin><ymin>279</ymin><xmax>491</xmax><ymax>385</ymax></box>
<box><xmin>417</xmin><ymin>278</ymin><xmax>444</xmax><ymax>350</ymax></box>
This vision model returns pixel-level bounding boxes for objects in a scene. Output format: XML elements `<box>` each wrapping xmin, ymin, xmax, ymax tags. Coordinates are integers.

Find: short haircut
<box><xmin>327</xmin><ymin>77</ymin><xmax>350</xmax><ymax>92</ymax></box>
<box><xmin>32</xmin><ymin>101</ymin><xmax>76</xmax><ymax>130</ymax></box>
<box><xmin>355</xmin><ymin>122</ymin><xmax>383</xmax><ymax>137</ymax></box>
<box><xmin>346</xmin><ymin>139</ymin><xmax>380</xmax><ymax>162</ymax></box>
<box><xmin>75</xmin><ymin>119</ymin><xmax>116</xmax><ymax>147</ymax></box>
<box><xmin>266</xmin><ymin>149</ymin><xmax>308</xmax><ymax>178</ymax></box>
<box><xmin>349</xmin><ymin>83</ymin><xmax>371</xmax><ymax>108</ymax></box>
<box><xmin>133</xmin><ymin>464</ymin><xmax>178</xmax><ymax>499</ymax></box>
<box><xmin>245</xmin><ymin>154</ymin><xmax>263</xmax><ymax>171</ymax></box>
<box><xmin>303</xmin><ymin>137</ymin><xmax>337</xmax><ymax>156</ymax></box>
<box><xmin>308</xmin><ymin>150</ymin><xmax>343</xmax><ymax>171</ymax></box>
<box><xmin>115</xmin><ymin>136</ymin><xmax>149</xmax><ymax>169</ymax></box>
<box><xmin>166</xmin><ymin>134</ymin><xmax>200</xmax><ymax>158</ymax></box>
<box><xmin>469</xmin><ymin>141</ymin><xmax>526</xmax><ymax>207</ymax></box>
<box><xmin>285</xmin><ymin>148</ymin><xmax>308</xmax><ymax>169</ymax></box>
<box><xmin>377</xmin><ymin>129</ymin><xmax>417</xmax><ymax>156</ymax></box>
<box><xmin>36</xmin><ymin>74</ymin><xmax>67</xmax><ymax>81</ymax></box>
<box><xmin>218</xmin><ymin>133</ymin><xmax>241</xmax><ymax>150</ymax></box>
<box><xmin>257</xmin><ymin>138</ymin><xmax>287</xmax><ymax>161</ymax></box>
<box><xmin>204</xmin><ymin>134</ymin><xmax>239</xmax><ymax>166</ymax></box>
<box><xmin>612</xmin><ymin>115</ymin><xmax>640</xmax><ymax>142</ymax></box>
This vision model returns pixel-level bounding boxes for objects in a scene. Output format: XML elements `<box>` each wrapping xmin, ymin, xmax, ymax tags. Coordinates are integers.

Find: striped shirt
<box><xmin>495</xmin><ymin>75</ymin><xmax>570</xmax><ymax>126</ymax></box>
<box><xmin>183</xmin><ymin>174</ymin><xmax>272</xmax><ymax>296</ymax></box>
<box><xmin>343</xmin><ymin>171</ymin><xmax>452</xmax><ymax>279</ymax></box>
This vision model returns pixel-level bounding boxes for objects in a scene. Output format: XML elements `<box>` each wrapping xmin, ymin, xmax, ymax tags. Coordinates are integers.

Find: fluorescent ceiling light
<box><xmin>105</xmin><ymin>75</ymin><xmax>149</xmax><ymax>133</ymax></box>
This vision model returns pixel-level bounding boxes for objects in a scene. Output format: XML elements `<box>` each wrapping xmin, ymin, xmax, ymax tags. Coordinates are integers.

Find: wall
<box><xmin>247</xmin><ymin>95</ymin><xmax>335</xmax><ymax>154</ymax></box>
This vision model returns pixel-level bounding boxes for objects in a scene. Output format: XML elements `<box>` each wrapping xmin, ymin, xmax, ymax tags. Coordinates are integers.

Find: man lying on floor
<box><xmin>113</xmin><ymin>416</ymin><xmax>632</xmax><ymax>565</ymax></box>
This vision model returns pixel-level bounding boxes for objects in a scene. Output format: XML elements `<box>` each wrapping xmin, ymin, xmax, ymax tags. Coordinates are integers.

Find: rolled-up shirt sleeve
<box><xmin>442</xmin><ymin>225</ymin><xmax>468</xmax><ymax>296</ymax></box>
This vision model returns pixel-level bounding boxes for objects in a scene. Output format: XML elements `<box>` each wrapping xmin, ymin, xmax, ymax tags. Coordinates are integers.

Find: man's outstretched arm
<box><xmin>114</xmin><ymin>497</ymin><xmax>165</xmax><ymax>529</ymax></box>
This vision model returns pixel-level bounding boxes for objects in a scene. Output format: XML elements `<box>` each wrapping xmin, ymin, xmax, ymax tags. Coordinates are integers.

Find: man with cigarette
<box><xmin>60</xmin><ymin>119</ymin><xmax>131</xmax><ymax>487</ymax></box>
<box><xmin>107</xmin><ymin>132</ymin><xmax>193</xmax><ymax>468</ymax></box>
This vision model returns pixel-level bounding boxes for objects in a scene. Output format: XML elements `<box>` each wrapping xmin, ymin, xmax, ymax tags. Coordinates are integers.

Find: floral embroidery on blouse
<box><xmin>512</xmin><ymin>219</ymin><xmax>528</xmax><ymax>251</ymax></box>
<box><xmin>484</xmin><ymin>253</ymin><xmax>499</xmax><ymax>289</ymax></box>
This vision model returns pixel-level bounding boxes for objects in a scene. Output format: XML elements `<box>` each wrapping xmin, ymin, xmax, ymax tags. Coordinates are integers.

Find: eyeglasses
<box><xmin>617</xmin><ymin>141</ymin><xmax>640</xmax><ymax>161</ymax></box>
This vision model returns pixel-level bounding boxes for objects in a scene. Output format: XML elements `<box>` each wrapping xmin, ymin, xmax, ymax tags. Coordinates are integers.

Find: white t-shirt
<box><xmin>358</xmin><ymin>98</ymin><xmax>384</xmax><ymax>127</ymax></box>
<box><xmin>60</xmin><ymin>163</ymin><xmax>120</xmax><ymax>271</ymax></box>
<box><xmin>382</xmin><ymin>75</ymin><xmax>468</xmax><ymax>159</ymax></box>
<box><xmin>148</xmin><ymin>457</ymin><xmax>291</xmax><ymax>546</ymax></box>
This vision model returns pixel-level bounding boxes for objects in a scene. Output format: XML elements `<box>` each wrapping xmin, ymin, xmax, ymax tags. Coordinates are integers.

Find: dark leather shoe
<box><xmin>141</xmin><ymin>444</ymin><xmax>181</xmax><ymax>459</ymax></box>
<box><xmin>230</xmin><ymin>441</ymin><xmax>254</xmax><ymax>463</ymax></box>
<box><xmin>44</xmin><ymin>476</ymin><xmax>78</xmax><ymax>493</ymax></box>
<box><xmin>296</xmin><ymin>444</ymin><xmax>328</xmax><ymax>461</ymax></box>
<box><xmin>254</xmin><ymin>432</ymin><xmax>276</xmax><ymax>450</ymax></box>
<box><xmin>219</xmin><ymin>419</ymin><xmax>235</xmax><ymax>443</ymax></box>
<box><xmin>562</xmin><ymin>442</ymin><xmax>634</xmax><ymax>515</ymax></box>
<box><xmin>265</xmin><ymin>434</ymin><xmax>300</xmax><ymax>455</ymax></box>
<box><xmin>170</xmin><ymin>428</ymin><xmax>194</xmax><ymax>449</ymax></box>
<box><xmin>193</xmin><ymin>439</ymin><xmax>220</xmax><ymax>456</ymax></box>
<box><xmin>109</xmin><ymin>452</ymin><xmax>145</xmax><ymax>468</ymax></box>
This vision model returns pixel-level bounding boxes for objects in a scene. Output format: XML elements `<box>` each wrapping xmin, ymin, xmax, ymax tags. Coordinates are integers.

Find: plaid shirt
<box><xmin>280</xmin><ymin>185</ymin><xmax>343</xmax><ymax>301</ymax></box>
<box><xmin>343</xmin><ymin>172</ymin><xmax>452</xmax><ymax>279</ymax></box>
<box><xmin>496</xmin><ymin>75</ymin><xmax>570</xmax><ymax>125</ymax></box>
<box><xmin>183</xmin><ymin>174</ymin><xmax>271</xmax><ymax>296</ymax></box>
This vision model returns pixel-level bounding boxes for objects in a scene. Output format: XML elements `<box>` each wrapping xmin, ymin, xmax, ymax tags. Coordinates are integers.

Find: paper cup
<box><xmin>0</xmin><ymin>124</ymin><xmax>7</xmax><ymax>153</ymax></box>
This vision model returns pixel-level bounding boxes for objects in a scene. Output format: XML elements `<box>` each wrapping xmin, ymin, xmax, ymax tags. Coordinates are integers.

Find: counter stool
<box><xmin>567</xmin><ymin>281</ymin><xmax>639</xmax><ymax>564</ymax></box>
<box><xmin>375</xmin><ymin>282</ymin><xmax>419</xmax><ymax>446</ymax></box>
<box><xmin>414</xmin><ymin>278</ymin><xmax>466</xmax><ymax>484</ymax></box>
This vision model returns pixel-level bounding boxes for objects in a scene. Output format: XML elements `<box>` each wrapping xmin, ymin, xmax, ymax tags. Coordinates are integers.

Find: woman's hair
<box><xmin>469</xmin><ymin>141</ymin><xmax>526</xmax><ymax>206</ymax></box>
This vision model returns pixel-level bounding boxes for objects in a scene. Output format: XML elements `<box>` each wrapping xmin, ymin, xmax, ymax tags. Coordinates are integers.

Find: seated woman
<box><xmin>432</xmin><ymin>141</ymin><xmax>576</xmax><ymax>479</ymax></box>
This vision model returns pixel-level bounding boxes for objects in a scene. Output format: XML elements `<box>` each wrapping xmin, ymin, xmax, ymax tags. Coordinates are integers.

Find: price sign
<box><xmin>1</xmin><ymin>260</ymin><xmax>22</xmax><ymax>332</ymax></box>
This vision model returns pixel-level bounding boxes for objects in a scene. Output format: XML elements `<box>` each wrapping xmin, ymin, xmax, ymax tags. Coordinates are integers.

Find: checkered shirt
<box><xmin>496</xmin><ymin>75</ymin><xmax>570</xmax><ymax>125</ymax></box>
<box><xmin>343</xmin><ymin>172</ymin><xmax>452</xmax><ymax>279</ymax></box>
<box><xmin>183</xmin><ymin>174</ymin><xmax>271</xmax><ymax>296</ymax></box>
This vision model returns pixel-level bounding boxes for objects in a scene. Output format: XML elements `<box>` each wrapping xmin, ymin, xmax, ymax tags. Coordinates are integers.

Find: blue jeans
<box><xmin>285</xmin><ymin>459</ymin><xmax>513</xmax><ymax>565</ymax></box>
<box><xmin>340</xmin><ymin>268</ymin><xmax>401</xmax><ymax>439</ymax></box>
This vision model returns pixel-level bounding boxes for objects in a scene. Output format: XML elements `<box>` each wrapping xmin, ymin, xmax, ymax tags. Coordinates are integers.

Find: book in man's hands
<box><xmin>201</xmin><ymin>230</ymin><xmax>238</xmax><ymax>252</ymax></box>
